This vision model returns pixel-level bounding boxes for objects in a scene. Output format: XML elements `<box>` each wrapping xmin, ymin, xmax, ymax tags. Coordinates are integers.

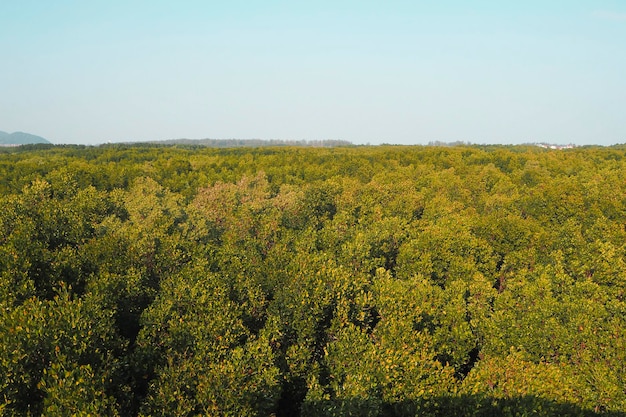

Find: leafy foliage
<box><xmin>1</xmin><ymin>143</ymin><xmax>626</xmax><ymax>415</ymax></box>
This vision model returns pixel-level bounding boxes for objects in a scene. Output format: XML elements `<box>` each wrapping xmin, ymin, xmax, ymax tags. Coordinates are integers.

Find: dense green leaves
<box><xmin>1</xmin><ymin>143</ymin><xmax>626</xmax><ymax>415</ymax></box>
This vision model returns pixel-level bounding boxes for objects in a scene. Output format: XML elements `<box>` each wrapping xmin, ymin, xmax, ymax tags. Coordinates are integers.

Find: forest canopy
<box><xmin>1</xmin><ymin>143</ymin><xmax>625</xmax><ymax>416</ymax></box>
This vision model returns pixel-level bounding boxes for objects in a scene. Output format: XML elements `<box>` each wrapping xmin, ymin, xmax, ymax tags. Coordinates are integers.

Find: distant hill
<box><xmin>0</xmin><ymin>131</ymin><xmax>51</xmax><ymax>145</ymax></box>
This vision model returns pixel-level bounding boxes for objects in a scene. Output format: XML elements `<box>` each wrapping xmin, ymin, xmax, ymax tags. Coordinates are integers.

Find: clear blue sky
<box><xmin>1</xmin><ymin>1</ymin><xmax>625</xmax><ymax>145</ymax></box>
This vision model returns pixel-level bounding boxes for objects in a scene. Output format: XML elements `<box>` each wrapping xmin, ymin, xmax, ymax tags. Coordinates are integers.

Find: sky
<box><xmin>1</xmin><ymin>1</ymin><xmax>625</xmax><ymax>145</ymax></box>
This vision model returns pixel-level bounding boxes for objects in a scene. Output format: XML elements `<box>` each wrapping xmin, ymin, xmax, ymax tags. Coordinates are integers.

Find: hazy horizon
<box><xmin>2</xmin><ymin>1</ymin><xmax>625</xmax><ymax>146</ymax></box>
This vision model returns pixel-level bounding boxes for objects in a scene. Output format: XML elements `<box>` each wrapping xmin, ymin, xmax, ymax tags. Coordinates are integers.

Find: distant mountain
<box><xmin>0</xmin><ymin>131</ymin><xmax>51</xmax><ymax>145</ymax></box>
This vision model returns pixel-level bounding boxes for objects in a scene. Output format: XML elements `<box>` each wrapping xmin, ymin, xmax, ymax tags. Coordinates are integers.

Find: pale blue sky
<box><xmin>1</xmin><ymin>1</ymin><xmax>625</xmax><ymax>145</ymax></box>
